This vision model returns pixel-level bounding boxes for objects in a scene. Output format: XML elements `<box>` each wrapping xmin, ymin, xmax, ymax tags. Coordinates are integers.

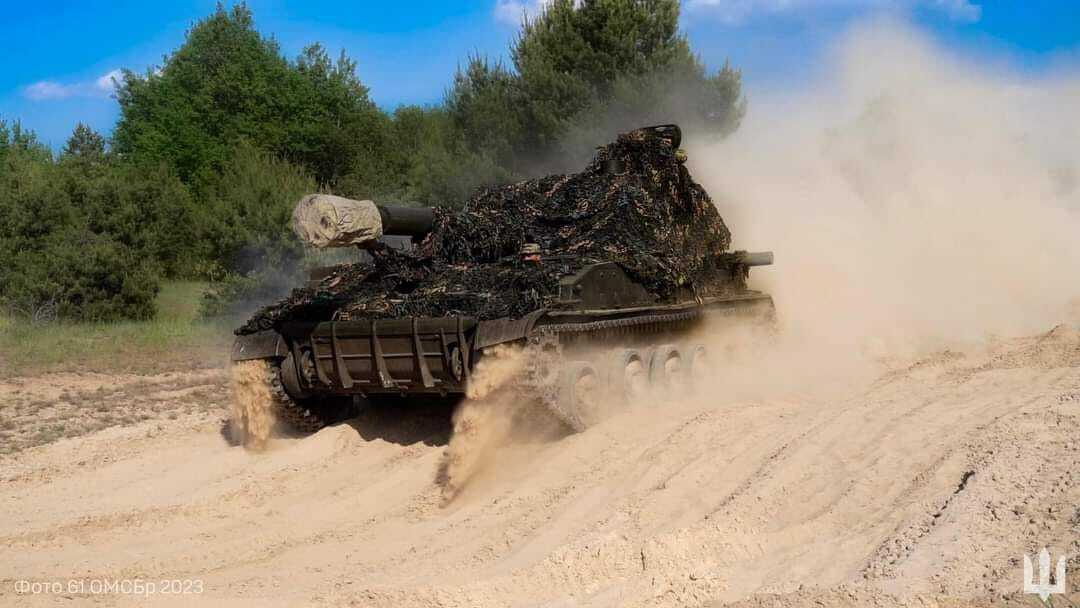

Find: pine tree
<box><xmin>446</xmin><ymin>0</ymin><xmax>745</xmax><ymax>177</ymax></box>
<box><xmin>62</xmin><ymin>123</ymin><xmax>107</xmax><ymax>161</ymax></box>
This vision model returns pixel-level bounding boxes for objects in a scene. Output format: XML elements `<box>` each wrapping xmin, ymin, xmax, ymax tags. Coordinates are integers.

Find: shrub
<box><xmin>3</xmin><ymin>230</ymin><xmax>159</xmax><ymax>322</ymax></box>
<box><xmin>200</xmin><ymin>141</ymin><xmax>316</xmax><ymax>274</ymax></box>
<box><xmin>0</xmin><ymin>144</ymin><xmax>159</xmax><ymax>322</ymax></box>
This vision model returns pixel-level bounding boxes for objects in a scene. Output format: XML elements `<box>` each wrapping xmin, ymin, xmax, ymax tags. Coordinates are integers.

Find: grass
<box><xmin>0</xmin><ymin>281</ymin><xmax>232</xmax><ymax>377</ymax></box>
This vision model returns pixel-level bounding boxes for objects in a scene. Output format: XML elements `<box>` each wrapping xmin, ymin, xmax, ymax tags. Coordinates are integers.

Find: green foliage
<box><xmin>512</xmin><ymin>0</ymin><xmax>689</xmax><ymax>146</ymax></box>
<box><xmin>199</xmin><ymin>264</ymin><xmax>304</xmax><ymax>320</ymax></box>
<box><xmin>446</xmin><ymin>57</ymin><xmax>526</xmax><ymax>167</ymax></box>
<box><xmin>555</xmin><ymin>60</ymin><xmax>746</xmax><ymax>168</ymax></box>
<box><xmin>287</xmin><ymin>44</ymin><xmax>401</xmax><ymax>191</ymax></box>
<box><xmin>62</xmin><ymin>122</ymin><xmax>107</xmax><ymax>161</ymax></box>
<box><xmin>4</xmin><ymin>230</ymin><xmax>160</xmax><ymax>322</ymax></box>
<box><xmin>445</xmin><ymin>0</ymin><xmax>745</xmax><ymax>179</ymax></box>
<box><xmin>56</xmin><ymin>127</ymin><xmax>207</xmax><ymax>278</ymax></box>
<box><xmin>113</xmin><ymin>4</ymin><xmax>293</xmax><ymax>184</ymax></box>
<box><xmin>0</xmin><ymin>118</ymin><xmax>52</xmax><ymax>163</ymax></box>
<box><xmin>113</xmin><ymin>3</ymin><xmax>395</xmax><ymax>194</ymax></box>
<box><xmin>390</xmin><ymin>105</ymin><xmax>509</xmax><ymax>206</ymax></box>
<box><xmin>200</xmin><ymin>141</ymin><xmax>316</xmax><ymax>273</ymax></box>
<box><xmin>0</xmin><ymin>141</ymin><xmax>159</xmax><ymax>322</ymax></box>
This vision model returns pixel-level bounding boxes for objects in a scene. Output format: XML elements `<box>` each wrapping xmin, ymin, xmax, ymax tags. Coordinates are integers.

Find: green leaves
<box><xmin>112</xmin><ymin>4</ymin><xmax>383</xmax><ymax>192</ymax></box>
<box><xmin>200</xmin><ymin>141</ymin><xmax>316</xmax><ymax>272</ymax></box>
<box><xmin>445</xmin><ymin>0</ymin><xmax>745</xmax><ymax>183</ymax></box>
<box><xmin>0</xmin><ymin>140</ymin><xmax>159</xmax><ymax>322</ymax></box>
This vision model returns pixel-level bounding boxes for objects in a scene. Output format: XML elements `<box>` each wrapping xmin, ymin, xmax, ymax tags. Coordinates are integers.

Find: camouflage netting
<box><xmin>236</xmin><ymin>127</ymin><xmax>735</xmax><ymax>335</ymax></box>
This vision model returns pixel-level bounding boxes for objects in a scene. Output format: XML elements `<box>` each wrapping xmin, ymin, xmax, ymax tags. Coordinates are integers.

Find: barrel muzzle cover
<box><xmin>292</xmin><ymin>194</ymin><xmax>384</xmax><ymax>249</ymax></box>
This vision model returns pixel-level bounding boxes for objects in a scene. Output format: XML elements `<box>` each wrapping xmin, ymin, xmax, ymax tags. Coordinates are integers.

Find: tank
<box><xmin>230</xmin><ymin>125</ymin><xmax>775</xmax><ymax>432</ymax></box>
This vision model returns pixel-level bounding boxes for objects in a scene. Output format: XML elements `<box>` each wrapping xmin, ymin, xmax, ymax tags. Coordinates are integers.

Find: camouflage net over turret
<box><xmin>236</xmin><ymin>127</ymin><xmax>736</xmax><ymax>335</ymax></box>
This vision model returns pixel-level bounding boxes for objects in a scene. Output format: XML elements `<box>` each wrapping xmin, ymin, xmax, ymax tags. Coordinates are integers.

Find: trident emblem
<box><xmin>1023</xmin><ymin>547</ymin><xmax>1067</xmax><ymax>601</ymax></box>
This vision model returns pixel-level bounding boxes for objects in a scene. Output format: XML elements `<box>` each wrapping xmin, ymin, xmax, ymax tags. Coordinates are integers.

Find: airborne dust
<box><xmin>687</xmin><ymin>19</ymin><xmax>1080</xmax><ymax>396</ymax></box>
<box><xmin>229</xmin><ymin>360</ymin><xmax>276</xmax><ymax>450</ymax></box>
<box><xmin>443</xmin><ymin>19</ymin><xmax>1080</xmax><ymax>494</ymax></box>
<box><xmin>439</xmin><ymin>344</ymin><xmax>565</xmax><ymax>502</ymax></box>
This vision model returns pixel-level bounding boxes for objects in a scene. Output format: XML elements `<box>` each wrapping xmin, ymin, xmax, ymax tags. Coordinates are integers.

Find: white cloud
<box><xmin>494</xmin><ymin>0</ymin><xmax>547</xmax><ymax>25</ymax></box>
<box><xmin>494</xmin><ymin>0</ymin><xmax>586</xmax><ymax>25</ymax></box>
<box><xmin>683</xmin><ymin>0</ymin><xmax>981</xmax><ymax>24</ymax></box>
<box><xmin>22</xmin><ymin>69</ymin><xmax>122</xmax><ymax>101</ymax></box>
<box><xmin>94</xmin><ymin>69</ymin><xmax>123</xmax><ymax>92</ymax></box>
<box><xmin>23</xmin><ymin>81</ymin><xmax>79</xmax><ymax>101</ymax></box>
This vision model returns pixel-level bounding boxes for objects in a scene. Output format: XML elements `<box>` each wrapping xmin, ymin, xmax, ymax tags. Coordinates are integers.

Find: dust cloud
<box><xmin>464</xmin><ymin>344</ymin><xmax>528</xmax><ymax>401</ymax></box>
<box><xmin>688</xmin><ymin>19</ymin><xmax>1080</xmax><ymax>384</ymax></box>
<box><xmin>440</xmin><ymin>344</ymin><xmax>564</xmax><ymax>501</ymax></box>
<box><xmin>440</xmin><ymin>345</ymin><xmax>527</xmax><ymax>501</ymax></box>
<box><xmin>229</xmin><ymin>360</ymin><xmax>276</xmax><ymax>450</ymax></box>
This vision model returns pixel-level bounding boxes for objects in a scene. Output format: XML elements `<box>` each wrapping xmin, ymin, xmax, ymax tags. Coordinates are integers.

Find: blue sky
<box><xmin>1</xmin><ymin>0</ymin><xmax>1077</xmax><ymax>149</ymax></box>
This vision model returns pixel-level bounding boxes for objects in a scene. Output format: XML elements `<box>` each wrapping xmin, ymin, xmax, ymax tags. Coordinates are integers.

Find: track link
<box><xmin>267</xmin><ymin>361</ymin><xmax>335</xmax><ymax>433</ymax></box>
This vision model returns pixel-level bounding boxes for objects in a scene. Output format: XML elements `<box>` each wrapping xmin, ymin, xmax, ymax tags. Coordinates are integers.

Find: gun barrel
<box><xmin>377</xmin><ymin>205</ymin><xmax>435</xmax><ymax>237</ymax></box>
<box><xmin>739</xmin><ymin>251</ymin><xmax>774</xmax><ymax>267</ymax></box>
<box><xmin>292</xmin><ymin>194</ymin><xmax>435</xmax><ymax>249</ymax></box>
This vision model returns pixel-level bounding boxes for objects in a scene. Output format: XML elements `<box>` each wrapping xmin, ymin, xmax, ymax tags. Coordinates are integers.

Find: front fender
<box><xmin>230</xmin><ymin>330</ymin><xmax>289</xmax><ymax>361</ymax></box>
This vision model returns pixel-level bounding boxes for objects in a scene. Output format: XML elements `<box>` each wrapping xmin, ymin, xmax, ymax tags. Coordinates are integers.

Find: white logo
<box><xmin>1023</xmin><ymin>547</ymin><xmax>1067</xmax><ymax>601</ymax></box>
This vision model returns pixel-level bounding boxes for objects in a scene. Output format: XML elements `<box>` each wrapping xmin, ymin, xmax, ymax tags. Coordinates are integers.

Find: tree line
<box><xmin>0</xmin><ymin>0</ymin><xmax>744</xmax><ymax>322</ymax></box>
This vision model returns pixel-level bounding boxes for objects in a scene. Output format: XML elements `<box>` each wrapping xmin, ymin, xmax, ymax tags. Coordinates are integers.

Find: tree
<box><xmin>287</xmin><ymin>44</ymin><xmax>399</xmax><ymax>190</ymax></box>
<box><xmin>113</xmin><ymin>3</ymin><xmax>393</xmax><ymax>193</ymax></box>
<box><xmin>62</xmin><ymin>123</ymin><xmax>107</xmax><ymax>161</ymax></box>
<box><xmin>392</xmin><ymin>105</ymin><xmax>507</xmax><ymax>206</ymax></box>
<box><xmin>0</xmin><ymin>137</ymin><xmax>158</xmax><ymax>322</ymax></box>
<box><xmin>0</xmin><ymin>118</ymin><xmax>52</xmax><ymax>163</ymax></box>
<box><xmin>445</xmin><ymin>57</ymin><xmax>525</xmax><ymax>168</ymax></box>
<box><xmin>113</xmin><ymin>4</ymin><xmax>292</xmax><ymax>184</ymax></box>
<box><xmin>443</xmin><ymin>0</ymin><xmax>745</xmax><ymax>182</ymax></box>
<box><xmin>200</xmin><ymin>141</ymin><xmax>317</xmax><ymax>273</ymax></box>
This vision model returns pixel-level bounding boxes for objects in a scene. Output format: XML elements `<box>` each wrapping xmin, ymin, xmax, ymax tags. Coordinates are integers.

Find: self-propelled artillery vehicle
<box><xmin>231</xmin><ymin>125</ymin><xmax>774</xmax><ymax>432</ymax></box>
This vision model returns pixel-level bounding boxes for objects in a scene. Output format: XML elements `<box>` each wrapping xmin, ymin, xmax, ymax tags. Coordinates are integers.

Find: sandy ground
<box><xmin>0</xmin><ymin>325</ymin><xmax>1078</xmax><ymax>608</ymax></box>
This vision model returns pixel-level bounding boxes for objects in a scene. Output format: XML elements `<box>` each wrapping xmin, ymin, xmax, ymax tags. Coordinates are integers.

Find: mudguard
<box><xmin>231</xmin><ymin>330</ymin><xmax>289</xmax><ymax>361</ymax></box>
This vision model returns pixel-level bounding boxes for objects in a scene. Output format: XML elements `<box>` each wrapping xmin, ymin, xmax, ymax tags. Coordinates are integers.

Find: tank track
<box><xmin>536</xmin><ymin>308</ymin><xmax>700</xmax><ymax>337</ymax></box>
<box><xmin>267</xmin><ymin>361</ymin><xmax>333</xmax><ymax>433</ymax></box>
<box><xmin>522</xmin><ymin>332</ymin><xmax>583</xmax><ymax>431</ymax></box>
<box><xmin>525</xmin><ymin>309</ymin><xmax>701</xmax><ymax>432</ymax></box>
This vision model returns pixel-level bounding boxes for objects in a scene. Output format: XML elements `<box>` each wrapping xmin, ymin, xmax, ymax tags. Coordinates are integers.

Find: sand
<box><xmin>0</xmin><ymin>324</ymin><xmax>1077</xmax><ymax>607</ymax></box>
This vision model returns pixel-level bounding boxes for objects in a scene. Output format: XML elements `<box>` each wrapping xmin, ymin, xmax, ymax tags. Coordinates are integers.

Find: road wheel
<box><xmin>609</xmin><ymin>348</ymin><xmax>649</xmax><ymax>406</ymax></box>
<box><xmin>559</xmin><ymin>360</ymin><xmax>600</xmax><ymax>432</ymax></box>
<box><xmin>648</xmin><ymin>344</ymin><xmax>684</xmax><ymax>401</ymax></box>
<box><xmin>686</xmin><ymin>344</ymin><xmax>709</xmax><ymax>393</ymax></box>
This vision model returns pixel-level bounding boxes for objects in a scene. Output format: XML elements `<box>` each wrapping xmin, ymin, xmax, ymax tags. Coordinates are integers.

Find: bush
<box><xmin>0</xmin><ymin>1</ymin><xmax>748</xmax><ymax>326</ymax></box>
<box><xmin>0</xmin><ymin>147</ymin><xmax>159</xmax><ymax>322</ymax></box>
<box><xmin>383</xmin><ymin>105</ymin><xmax>511</xmax><ymax>207</ymax></box>
<box><xmin>59</xmin><ymin>140</ymin><xmax>207</xmax><ymax>278</ymax></box>
<box><xmin>200</xmin><ymin>141</ymin><xmax>316</xmax><ymax>274</ymax></box>
<box><xmin>4</xmin><ymin>230</ymin><xmax>159</xmax><ymax>322</ymax></box>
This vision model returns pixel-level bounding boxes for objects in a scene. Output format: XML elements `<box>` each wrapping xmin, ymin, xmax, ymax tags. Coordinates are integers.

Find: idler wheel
<box><xmin>273</xmin><ymin>354</ymin><xmax>354</xmax><ymax>433</ymax></box>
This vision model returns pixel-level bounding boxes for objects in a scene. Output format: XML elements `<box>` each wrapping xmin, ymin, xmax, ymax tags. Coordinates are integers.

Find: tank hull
<box><xmin>230</xmin><ymin>290</ymin><xmax>774</xmax><ymax>399</ymax></box>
